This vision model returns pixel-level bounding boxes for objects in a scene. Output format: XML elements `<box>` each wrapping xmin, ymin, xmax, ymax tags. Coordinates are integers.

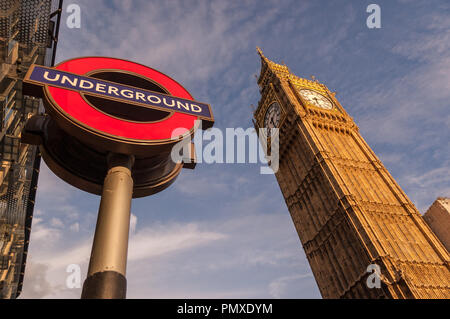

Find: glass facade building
<box><xmin>0</xmin><ymin>0</ymin><xmax>62</xmax><ymax>298</ymax></box>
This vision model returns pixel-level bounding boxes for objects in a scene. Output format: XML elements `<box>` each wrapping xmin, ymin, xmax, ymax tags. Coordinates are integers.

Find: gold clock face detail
<box><xmin>263</xmin><ymin>102</ymin><xmax>281</xmax><ymax>135</ymax></box>
<box><xmin>299</xmin><ymin>89</ymin><xmax>333</xmax><ymax>110</ymax></box>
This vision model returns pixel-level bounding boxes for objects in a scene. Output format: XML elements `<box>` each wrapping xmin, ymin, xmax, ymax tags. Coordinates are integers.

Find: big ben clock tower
<box><xmin>254</xmin><ymin>48</ymin><xmax>450</xmax><ymax>298</ymax></box>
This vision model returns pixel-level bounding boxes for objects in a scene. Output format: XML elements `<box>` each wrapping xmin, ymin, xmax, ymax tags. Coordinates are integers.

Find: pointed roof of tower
<box><xmin>256</xmin><ymin>47</ymin><xmax>330</xmax><ymax>92</ymax></box>
<box><xmin>256</xmin><ymin>47</ymin><xmax>291</xmax><ymax>85</ymax></box>
<box><xmin>256</xmin><ymin>46</ymin><xmax>264</xmax><ymax>57</ymax></box>
<box><xmin>256</xmin><ymin>46</ymin><xmax>267</xmax><ymax>62</ymax></box>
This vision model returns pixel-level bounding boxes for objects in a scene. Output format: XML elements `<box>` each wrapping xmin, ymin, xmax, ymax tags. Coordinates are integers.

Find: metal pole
<box><xmin>81</xmin><ymin>153</ymin><xmax>134</xmax><ymax>299</ymax></box>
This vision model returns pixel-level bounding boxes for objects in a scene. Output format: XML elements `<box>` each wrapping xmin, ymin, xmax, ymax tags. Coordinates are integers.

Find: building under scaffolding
<box><xmin>0</xmin><ymin>0</ymin><xmax>62</xmax><ymax>298</ymax></box>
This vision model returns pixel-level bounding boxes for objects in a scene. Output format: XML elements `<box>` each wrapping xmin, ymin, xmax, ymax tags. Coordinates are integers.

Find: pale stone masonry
<box><xmin>423</xmin><ymin>198</ymin><xmax>450</xmax><ymax>252</ymax></box>
<box><xmin>254</xmin><ymin>48</ymin><xmax>450</xmax><ymax>298</ymax></box>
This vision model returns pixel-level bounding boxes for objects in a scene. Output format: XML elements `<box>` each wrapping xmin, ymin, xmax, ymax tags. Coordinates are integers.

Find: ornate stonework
<box><xmin>254</xmin><ymin>48</ymin><xmax>450</xmax><ymax>299</ymax></box>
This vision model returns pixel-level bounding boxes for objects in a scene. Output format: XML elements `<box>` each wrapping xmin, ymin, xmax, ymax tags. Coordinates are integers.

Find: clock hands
<box><xmin>264</xmin><ymin>102</ymin><xmax>280</xmax><ymax>132</ymax></box>
<box><xmin>300</xmin><ymin>89</ymin><xmax>333</xmax><ymax>110</ymax></box>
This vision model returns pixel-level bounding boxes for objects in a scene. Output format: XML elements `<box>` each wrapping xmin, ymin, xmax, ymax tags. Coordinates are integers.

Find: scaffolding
<box><xmin>0</xmin><ymin>0</ymin><xmax>62</xmax><ymax>298</ymax></box>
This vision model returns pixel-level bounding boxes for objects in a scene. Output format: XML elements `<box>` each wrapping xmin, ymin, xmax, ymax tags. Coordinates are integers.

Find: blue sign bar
<box><xmin>28</xmin><ymin>65</ymin><xmax>213</xmax><ymax>119</ymax></box>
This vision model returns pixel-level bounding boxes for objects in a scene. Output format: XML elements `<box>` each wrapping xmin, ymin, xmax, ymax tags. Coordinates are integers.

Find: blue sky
<box><xmin>20</xmin><ymin>0</ymin><xmax>449</xmax><ymax>298</ymax></box>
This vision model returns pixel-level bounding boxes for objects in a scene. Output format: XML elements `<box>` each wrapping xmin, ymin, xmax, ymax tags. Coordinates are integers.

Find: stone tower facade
<box><xmin>253</xmin><ymin>49</ymin><xmax>450</xmax><ymax>299</ymax></box>
<box><xmin>423</xmin><ymin>198</ymin><xmax>450</xmax><ymax>251</ymax></box>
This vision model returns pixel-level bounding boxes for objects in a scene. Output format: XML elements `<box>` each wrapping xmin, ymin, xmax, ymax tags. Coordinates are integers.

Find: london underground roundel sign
<box><xmin>23</xmin><ymin>57</ymin><xmax>214</xmax><ymax>155</ymax></box>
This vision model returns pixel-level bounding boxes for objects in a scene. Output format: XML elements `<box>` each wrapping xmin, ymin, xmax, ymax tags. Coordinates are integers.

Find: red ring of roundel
<box><xmin>47</xmin><ymin>57</ymin><xmax>197</xmax><ymax>141</ymax></box>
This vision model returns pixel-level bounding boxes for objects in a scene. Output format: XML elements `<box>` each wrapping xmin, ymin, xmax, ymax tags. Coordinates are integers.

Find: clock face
<box><xmin>298</xmin><ymin>89</ymin><xmax>333</xmax><ymax>110</ymax></box>
<box><xmin>263</xmin><ymin>102</ymin><xmax>281</xmax><ymax>135</ymax></box>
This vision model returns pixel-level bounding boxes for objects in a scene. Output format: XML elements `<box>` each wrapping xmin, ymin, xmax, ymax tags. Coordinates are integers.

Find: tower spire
<box><xmin>256</xmin><ymin>47</ymin><xmax>270</xmax><ymax>85</ymax></box>
<box><xmin>256</xmin><ymin>46</ymin><xmax>264</xmax><ymax>58</ymax></box>
<box><xmin>256</xmin><ymin>46</ymin><xmax>269</xmax><ymax>66</ymax></box>
<box><xmin>256</xmin><ymin>47</ymin><xmax>291</xmax><ymax>85</ymax></box>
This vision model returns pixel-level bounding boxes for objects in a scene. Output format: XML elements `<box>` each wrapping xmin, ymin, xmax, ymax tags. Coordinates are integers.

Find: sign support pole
<box><xmin>81</xmin><ymin>153</ymin><xmax>135</xmax><ymax>299</ymax></box>
<box><xmin>21</xmin><ymin>57</ymin><xmax>214</xmax><ymax>298</ymax></box>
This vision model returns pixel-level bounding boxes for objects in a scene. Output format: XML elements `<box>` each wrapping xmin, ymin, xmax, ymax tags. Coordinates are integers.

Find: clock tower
<box><xmin>254</xmin><ymin>48</ymin><xmax>450</xmax><ymax>298</ymax></box>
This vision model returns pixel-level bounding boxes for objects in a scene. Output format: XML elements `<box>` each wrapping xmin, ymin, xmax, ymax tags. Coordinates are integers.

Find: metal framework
<box><xmin>0</xmin><ymin>0</ymin><xmax>62</xmax><ymax>298</ymax></box>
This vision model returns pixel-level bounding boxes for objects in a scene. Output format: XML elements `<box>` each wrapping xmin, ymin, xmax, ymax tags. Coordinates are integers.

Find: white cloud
<box><xmin>29</xmin><ymin>217</ymin><xmax>62</xmax><ymax>245</ymax></box>
<box><xmin>349</xmin><ymin>8</ymin><xmax>450</xmax><ymax>213</ymax></box>
<box><xmin>22</xmin><ymin>211</ymin><xmax>317</xmax><ymax>298</ymax></box>
<box><xmin>128</xmin><ymin>222</ymin><xmax>226</xmax><ymax>262</ymax></box>
<box><xmin>130</xmin><ymin>213</ymin><xmax>137</xmax><ymax>234</ymax></box>
<box><xmin>35</xmin><ymin>163</ymin><xmax>74</xmax><ymax>204</ymax></box>
<box><xmin>125</xmin><ymin>212</ymin><xmax>316</xmax><ymax>298</ymax></box>
<box><xmin>22</xmin><ymin>219</ymin><xmax>226</xmax><ymax>298</ymax></box>
<box><xmin>356</xmin><ymin>8</ymin><xmax>450</xmax><ymax>146</ymax></box>
<box><xmin>269</xmin><ymin>274</ymin><xmax>314</xmax><ymax>299</ymax></box>
<box><xmin>69</xmin><ymin>222</ymin><xmax>80</xmax><ymax>232</ymax></box>
<box><xmin>19</xmin><ymin>262</ymin><xmax>54</xmax><ymax>299</ymax></box>
<box><xmin>400</xmin><ymin>165</ymin><xmax>450</xmax><ymax>213</ymax></box>
<box><xmin>50</xmin><ymin>218</ymin><xmax>64</xmax><ymax>228</ymax></box>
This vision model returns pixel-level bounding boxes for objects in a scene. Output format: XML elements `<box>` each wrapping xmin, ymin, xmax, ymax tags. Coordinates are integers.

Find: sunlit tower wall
<box><xmin>0</xmin><ymin>0</ymin><xmax>62</xmax><ymax>299</ymax></box>
<box><xmin>254</xmin><ymin>49</ymin><xmax>450</xmax><ymax>299</ymax></box>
